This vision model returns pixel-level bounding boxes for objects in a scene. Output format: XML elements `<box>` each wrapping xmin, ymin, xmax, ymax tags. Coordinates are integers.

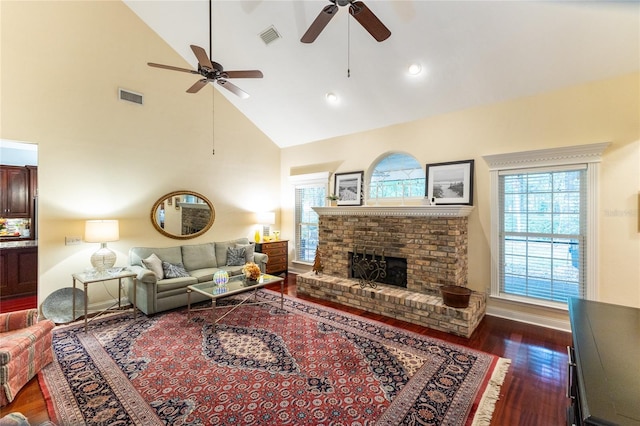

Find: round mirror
<box><xmin>150</xmin><ymin>190</ymin><xmax>215</xmax><ymax>239</ymax></box>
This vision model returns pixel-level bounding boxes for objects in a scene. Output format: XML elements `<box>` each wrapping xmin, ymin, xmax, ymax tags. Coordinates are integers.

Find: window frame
<box><xmin>289</xmin><ymin>172</ymin><xmax>329</xmax><ymax>265</ymax></box>
<box><xmin>367</xmin><ymin>152</ymin><xmax>425</xmax><ymax>203</ymax></box>
<box><xmin>484</xmin><ymin>142</ymin><xmax>609</xmax><ymax>307</ymax></box>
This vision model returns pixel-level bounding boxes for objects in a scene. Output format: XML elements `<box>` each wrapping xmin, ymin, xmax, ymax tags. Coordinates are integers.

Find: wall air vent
<box><xmin>118</xmin><ymin>88</ymin><xmax>143</xmax><ymax>105</ymax></box>
<box><xmin>259</xmin><ymin>26</ymin><xmax>281</xmax><ymax>45</ymax></box>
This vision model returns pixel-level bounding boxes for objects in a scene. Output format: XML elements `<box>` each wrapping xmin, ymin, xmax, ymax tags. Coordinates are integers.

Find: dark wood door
<box><xmin>0</xmin><ymin>246</ymin><xmax>38</xmax><ymax>299</ymax></box>
<box><xmin>1</xmin><ymin>166</ymin><xmax>30</xmax><ymax>217</ymax></box>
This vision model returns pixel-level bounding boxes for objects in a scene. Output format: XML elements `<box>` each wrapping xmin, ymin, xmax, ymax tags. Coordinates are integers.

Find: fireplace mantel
<box><xmin>313</xmin><ymin>205</ymin><xmax>474</xmax><ymax>217</ymax></box>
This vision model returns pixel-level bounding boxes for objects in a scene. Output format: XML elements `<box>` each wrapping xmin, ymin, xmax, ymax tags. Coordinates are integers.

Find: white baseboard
<box><xmin>486</xmin><ymin>305</ymin><xmax>571</xmax><ymax>332</ymax></box>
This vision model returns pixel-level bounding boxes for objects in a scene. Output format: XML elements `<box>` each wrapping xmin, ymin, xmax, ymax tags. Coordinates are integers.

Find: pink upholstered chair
<box><xmin>0</xmin><ymin>309</ymin><xmax>55</xmax><ymax>406</ymax></box>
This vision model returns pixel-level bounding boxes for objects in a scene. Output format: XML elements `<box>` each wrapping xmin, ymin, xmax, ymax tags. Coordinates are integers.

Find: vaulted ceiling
<box><xmin>123</xmin><ymin>1</ymin><xmax>639</xmax><ymax>148</ymax></box>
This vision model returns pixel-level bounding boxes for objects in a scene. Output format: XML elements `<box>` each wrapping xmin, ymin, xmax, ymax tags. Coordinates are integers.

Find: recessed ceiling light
<box><xmin>408</xmin><ymin>63</ymin><xmax>422</xmax><ymax>76</ymax></box>
<box><xmin>325</xmin><ymin>92</ymin><xmax>339</xmax><ymax>103</ymax></box>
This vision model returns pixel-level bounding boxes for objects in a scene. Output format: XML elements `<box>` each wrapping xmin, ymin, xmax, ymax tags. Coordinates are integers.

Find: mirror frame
<box><xmin>150</xmin><ymin>190</ymin><xmax>215</xmax><ymax>240</ymax></box>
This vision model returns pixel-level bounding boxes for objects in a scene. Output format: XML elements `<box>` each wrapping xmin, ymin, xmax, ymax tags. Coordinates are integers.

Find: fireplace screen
<box><xmin>348</xmin><ymin>252</ymin><xmax>407</xmax><ymax>288</ymax></box>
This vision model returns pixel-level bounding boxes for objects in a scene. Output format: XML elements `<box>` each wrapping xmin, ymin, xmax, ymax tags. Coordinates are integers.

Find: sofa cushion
<box><xmin>219</xmin><ymin>265</ymin><xmax>244</xmax><ymax>276</ymax></box>
<box><xmin>236</xmin><ymin>242</ymin><xmax>255</xmax><ymax>263</ymax></box>
<box><xmin>130</xmin><ymin>246</ymin><xmax>182</xmax><ymax>268</ymax></box>
<box><xmin>162</xmin><ymin>261</ymin><xmax>190</xmax><ymax>279</ymax></box>
<box><xmin>190</xmin><ymin>267</ymin><xmax>219</xmax><ymax>283</ymax></box>
<box><xmin>214</xmin><ymin>240</ymin><xmax>234</xmax><ymax>267</ymax></box>
<box><xmin>142</xmin><ymin>253</ymin><xmax>164</xmax><ymax>279</ymax></box>
<box><xmin>181</xmin><ymin>243</ymin><xmax>217</xmax><ymax>271</ymax></box>
<box><xmin>155</xmin><ymin>276</ymin><xmax>198</xmax><ymax>293</ymax></box>
<box><xmin>226</xmin><ymin>246</ymin><xmax>246</xmax><ymax>266</ymax></box>
<box><xmin>215</xmin><ymin>238</ymin><xmax>250</xmax><ymax>267</ymax></box>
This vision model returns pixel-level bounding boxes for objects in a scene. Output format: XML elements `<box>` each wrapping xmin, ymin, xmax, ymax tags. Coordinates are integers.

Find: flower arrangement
<box><xmin>242</xmin><ymin>262</ymin><xmax>261</xmax><ymax>281</ymax></box>
<box><xmin>326</xmin><ymin>195</ymin><xmax>339</xmax><ymax>201</ymax></box>
<box><xmin>0</xmin><ymin>218</ymin><xmax>6</xmax><ymax>232</ymax></box>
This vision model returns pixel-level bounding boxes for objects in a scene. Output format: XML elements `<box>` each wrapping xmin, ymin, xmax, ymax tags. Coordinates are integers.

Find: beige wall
<box><xmin>281</xmin><ymin>73</ymin><xmax>640</xmax><ymax>326</ymax></box>
<box><xmin>1</xmin><ymin>1</ymin><xmax>281</xmax><ymax>305</ymax></box>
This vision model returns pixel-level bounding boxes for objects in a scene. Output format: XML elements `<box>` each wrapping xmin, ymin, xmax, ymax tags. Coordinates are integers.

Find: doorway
<box><xmin>0</xmin><ymin>139</ymin><xmax>38</xmax><ymax>312</ymax></box>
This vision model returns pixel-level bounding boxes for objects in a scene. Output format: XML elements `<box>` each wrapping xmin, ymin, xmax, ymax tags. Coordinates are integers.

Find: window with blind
<box><xmin>290</xmin><ymin>172</ymin><xmax>329</xmax><ymax>264</ymax></box>
<box><xmin>295</xmin><ymin>186</ymin><xmax>325</xmax><ymax>263</ymax></box>
<box><xmin>484</xmin><ymin>142</ymin><xmax>609</xmax><ymax>310</ymax></box>
<box><xmin>499</xmin><ymin>166</ymin><xmax>586</xmax><ymax>305</ymax></box>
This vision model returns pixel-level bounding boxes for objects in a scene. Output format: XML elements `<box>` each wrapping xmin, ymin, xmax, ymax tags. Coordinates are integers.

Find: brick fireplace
<box><xmin>296</xmin><ymin>205</ymin><xmax>486</xmax><ymax>337</ymax></box>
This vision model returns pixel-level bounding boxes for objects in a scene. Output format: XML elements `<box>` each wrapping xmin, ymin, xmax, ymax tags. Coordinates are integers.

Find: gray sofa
<box><xmin>127</xmin><ymin>238</ymin><xmax>267</xmax><ymax>315</ymax></box>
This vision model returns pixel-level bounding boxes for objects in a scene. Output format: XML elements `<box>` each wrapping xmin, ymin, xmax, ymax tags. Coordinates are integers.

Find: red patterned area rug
<box><xmin>39</xmin><ymin>290</ymin><xmax>510</xmax><ymax>425</ymax></box>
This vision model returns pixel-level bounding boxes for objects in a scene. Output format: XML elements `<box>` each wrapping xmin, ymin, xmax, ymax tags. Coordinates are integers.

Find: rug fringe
<box><xmin>471</xmin><ymin>357</ymin><xmax>511</xmax><ymax>426</ymax></box>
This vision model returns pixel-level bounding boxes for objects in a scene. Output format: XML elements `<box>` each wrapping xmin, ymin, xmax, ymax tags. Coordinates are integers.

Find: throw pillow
<box><xmin>226</xmin><ymin>246</ymin><xmax>246</xmax><ymax>266</ymax></box>
<box><xmin>142</xmin><ymin>253</ymin><xmax>164</xmax><ymax>279</ymax></box>
<box><xmin>236</xmin><ymin>243</ymin><xmax>255</xmax><ymax>263</ymax></box>
<box><xmin>162</xmin><ymin>261</ymin><xmax>190</xmax><ymax>279</ymax></box>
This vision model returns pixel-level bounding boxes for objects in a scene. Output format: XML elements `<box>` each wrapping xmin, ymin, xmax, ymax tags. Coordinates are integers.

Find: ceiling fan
<box><xmin>148</xmin><ymin>46</ymin><xmax>263</xmax><ymax>99</ymax></box>
<box><xmin>147</xmin><ymin>0</ymin><xmax>263</xmax><ymax>99</ymax></box>
<box><xmin>301</xmin><ymin>0</ymin><xmax>391</xmax><ymax>44</ymax></box>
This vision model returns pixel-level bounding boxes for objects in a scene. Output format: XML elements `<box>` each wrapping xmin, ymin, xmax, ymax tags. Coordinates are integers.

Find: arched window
<box><xmin>368</xmin><ymin>153</ymin><xmax>425</xmax><ymax>201</ymax></box>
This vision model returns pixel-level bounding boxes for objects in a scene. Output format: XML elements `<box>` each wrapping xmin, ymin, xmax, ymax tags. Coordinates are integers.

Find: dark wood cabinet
<box><xmin>0</xmin><ymin>245</ymin><xmax>38</xmax><ymax>299</ymax></box>
<box><xmin>0</xmin><ymin>166</ymin><xmax>31</xmax><ymax>218</ymax></box>
<box><xmin>567</xmin><ymin>298</ymin><xmax>640</xmax><ymax>426</ymax></box>
<box><xmin>255</xmin><ymin>240</ymin><xmax>288</xmax><ymax>276</ymax></box>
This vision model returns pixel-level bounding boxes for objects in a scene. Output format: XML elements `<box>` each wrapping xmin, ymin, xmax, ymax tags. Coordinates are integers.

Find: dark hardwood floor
<box><xmin>1</xmin><ymin>273</ymin><xmax>572</xmax><ymax>425</ymax></box>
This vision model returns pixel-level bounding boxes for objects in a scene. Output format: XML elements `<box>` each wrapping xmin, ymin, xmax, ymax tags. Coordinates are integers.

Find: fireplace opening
<box><xmin>348</xmin><ymin>252</ymin><xmax>407</xmax><ymax>288</ymax></box>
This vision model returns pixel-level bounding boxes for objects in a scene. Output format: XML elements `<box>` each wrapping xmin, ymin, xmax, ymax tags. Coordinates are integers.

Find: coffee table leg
<box><xmin>211</xmin><ymin>299</ymin><xmax>217</xmax><ymax>330</ymax></box>
<box><xmin>280</xmin><ymin>279</ymin><xmax>284</xmax><ymax>309</ymax></box>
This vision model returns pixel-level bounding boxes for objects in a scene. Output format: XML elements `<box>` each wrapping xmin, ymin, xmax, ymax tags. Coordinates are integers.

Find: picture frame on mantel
<box><xmin>334</xmin><ymin>171</ymin><xmax>364</xmax><ymax>206</ymax></box>
<box><xmin>425</xmin><ymin>160</ymin><xmax>474</xmax><ymax>205</ymax></box>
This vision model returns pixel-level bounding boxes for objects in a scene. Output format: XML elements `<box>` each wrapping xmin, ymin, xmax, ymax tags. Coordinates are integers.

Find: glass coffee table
<box><xmin>186</xmin><ymin>273</ymin><xmax>284</xmax><ymax>328</ymax></box>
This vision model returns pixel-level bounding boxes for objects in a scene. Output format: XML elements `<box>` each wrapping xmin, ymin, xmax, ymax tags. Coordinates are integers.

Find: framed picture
<box><xmin>334</xmin><ymin>171</ymin><xmax>364</xmax><ymax>206</ymax></box>
<box><xmin>425</xmin><ymin>160</ymin><xmax>474</xmax><ymax>205</ymax></box>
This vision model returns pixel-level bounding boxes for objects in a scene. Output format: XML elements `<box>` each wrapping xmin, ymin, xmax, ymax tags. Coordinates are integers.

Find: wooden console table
<box><xmin>568</xmin><ymin>298</ymin><xmax>640</xmax><ymax>425</ymax></box>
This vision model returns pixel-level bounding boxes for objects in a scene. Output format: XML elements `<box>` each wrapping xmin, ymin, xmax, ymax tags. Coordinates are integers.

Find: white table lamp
<box><xmin>85</xmin><ymin>219</ymin><xmax>119</xmax><ymax>271</ymax></box>
<box><xmin>256</xmin><ymin>211</ymin><xmax>276</xmax><ymax>237</ymax></box>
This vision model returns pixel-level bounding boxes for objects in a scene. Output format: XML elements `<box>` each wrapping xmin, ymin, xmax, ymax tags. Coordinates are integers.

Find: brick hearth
<box><xmin>297</xmin><ymin>272</ymin><xmax>485</xmax><ymax>338</ymax></box>
<box><xmin>296</xmin><ymin>206</ymin><xmax>486</xmax><ymax>337</ymax></box>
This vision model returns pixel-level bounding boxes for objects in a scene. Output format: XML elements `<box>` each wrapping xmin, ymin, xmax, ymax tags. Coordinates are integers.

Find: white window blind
<box><xmin>290</xmin><ymin>172</ymin><xmax>329</xmax><ymax>264</ymax></box>
<box><xmin>499</xmin><ymin>165</ymin><xmax>587</xmax><ymax>305</ymax></box>
<box><xmin>484</xmin><ymin>142</ymin><xmax>609</xmax><ymax>309</ymax></box>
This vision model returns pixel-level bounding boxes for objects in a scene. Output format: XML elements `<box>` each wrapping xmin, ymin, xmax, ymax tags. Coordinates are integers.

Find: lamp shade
<box><xmin>84</xmin><ymin>220</ymin><xmax>119</xmax><ymax>243</ymax></box>
<box><xmin>256</xmin><ymin>212</ymin><xmax>275</xmax><ymax>225</ymax></box>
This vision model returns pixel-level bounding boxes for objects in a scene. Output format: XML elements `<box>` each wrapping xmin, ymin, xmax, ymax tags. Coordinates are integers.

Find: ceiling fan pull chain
<box><xmin>210</xmin><ymin>0</ymin><xmax>214</xmax><ymax>155</ymax></box>
<box><xmin>347</xmin><ymin>13</ymin><xmax>351</xmax><ymax>78</ymax></box>
<box><xmin>211</xmin><ymin>84</ymin><xmax>216</xmax><ymax>156</ymax></box>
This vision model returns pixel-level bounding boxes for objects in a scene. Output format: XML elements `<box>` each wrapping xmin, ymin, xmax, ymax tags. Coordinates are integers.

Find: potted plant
<box><xmin>327</xmin><ymin>195</ymin><xmax>339</xmax><ymax>206</ymax></box>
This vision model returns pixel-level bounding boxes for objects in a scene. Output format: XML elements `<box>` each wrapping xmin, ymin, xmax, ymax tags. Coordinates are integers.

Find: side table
<box><xmin>72</xmin><ymin>269</ymin><xmax>137</xmax><ymax>332</ymax></box>
<box><xmin>255</xmin><ymin>240</ymin><xmax>288</xmax><ymax>276</ymax></box>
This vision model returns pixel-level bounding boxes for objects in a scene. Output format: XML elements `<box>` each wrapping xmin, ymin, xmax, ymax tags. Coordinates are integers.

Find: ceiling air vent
<box><xmin>259</xmin><ymin>26</ymin><xmax>281</xmax><ymax>45</ymax></box>
<box><xmin>119</xmin><ymin>88</ymin><xmax>143</xmax><ymax>105</ymax></box>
